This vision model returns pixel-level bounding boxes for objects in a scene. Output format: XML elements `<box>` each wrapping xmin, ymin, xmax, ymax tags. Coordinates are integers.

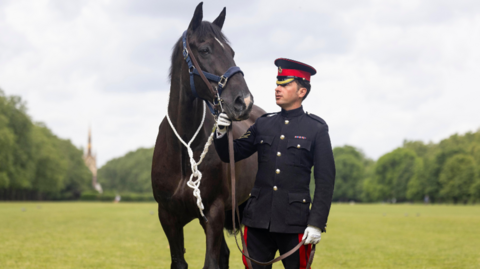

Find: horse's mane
<box><xmin>169</xmin><ymin>21</ymin><xmax>230</xmax><ymax>81</ymax></box>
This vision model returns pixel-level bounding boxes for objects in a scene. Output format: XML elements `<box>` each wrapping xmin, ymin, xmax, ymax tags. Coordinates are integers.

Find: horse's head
<box><xmin>182</xmin><ymin>3</ymin><xmax>253</xmax><ymax>121</ymax></box>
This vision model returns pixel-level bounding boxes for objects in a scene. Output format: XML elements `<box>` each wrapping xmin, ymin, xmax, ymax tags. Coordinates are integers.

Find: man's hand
<box><xmin>302</xmin><ymin>226</ymin><xmax>322</xmax><ymax>245</ymax></box>
<box><xmin>216</xmin><ymin>113</ymin><xmax>232</xmax><ymax>137</ymax></box>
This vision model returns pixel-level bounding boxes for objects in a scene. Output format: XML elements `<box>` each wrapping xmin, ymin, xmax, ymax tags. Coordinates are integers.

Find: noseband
<box><xmin>182</xmin><ymin>30</ymin><xmax>244</xmax><ymax>115</ymax></box>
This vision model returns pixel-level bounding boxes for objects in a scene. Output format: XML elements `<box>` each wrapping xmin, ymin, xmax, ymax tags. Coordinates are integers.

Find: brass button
<box><xmin>285</xmin><ymin>120</ymin><xmax>289</xmax><ymax>125</ymax></box>
<box><xmin>280</xmin><ymin>135</ymin><xmax>285</xmax><ymax>140</ymax></box>
<box><xmin>273</xmin><ymin>186</ymin><xmax>278</xmax><ymax>191</ymax></box>
<box><xmin>297</xmin><ymin>144</ymin><xmax>301</xmax><ymax>148</ymax></box>
<box><xmin>277</xmin><ymin>152</ymin><xmax>281</xmax><ymax>157</ymax></box>
<box><xmin>303</xmin><ymin>199</ymin><xmax>306</xmax><ymax>203</ymax></box>
<box><xmin>249</xmin><ymin>193</ymin><xmax>251</xmax><ymax>197</ymax></box>
<box><xmin>260</xmin><ymin>140</ymin><xmax>263</xmax><ymax>144</ymax></box>
<box><xmin>276</xmin><ymin>169</ymin><xmax>280</xmax><ymax>174</ymax></box>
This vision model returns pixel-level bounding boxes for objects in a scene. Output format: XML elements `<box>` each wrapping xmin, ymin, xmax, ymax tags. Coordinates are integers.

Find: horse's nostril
<box><xmin>234</xmin><ymin>96</ymin><xmax>246</xmax><ymax>111</ymax></box>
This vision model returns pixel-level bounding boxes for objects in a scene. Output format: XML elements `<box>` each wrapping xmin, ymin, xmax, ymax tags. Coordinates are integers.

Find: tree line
<box><xmin>97</xmin><ymin>147</ymin><xmax>153</xmax><ymax>194</ymax></box>
<box><xmin>0</xmin><ymin>89</ymin><xmax>92</xmax><ymax>200</ymax></box>
<box><xmin>331</xmin><ymin>131</ymin><xmax>480</xmax><ymax>203</ymax></box>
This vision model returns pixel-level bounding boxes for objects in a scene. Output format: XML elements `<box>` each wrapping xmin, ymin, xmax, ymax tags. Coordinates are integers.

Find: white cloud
<box><xmin>1</xmin><ymin>0</ymin><xmax>480</xmax><ymax>166</ymax></box>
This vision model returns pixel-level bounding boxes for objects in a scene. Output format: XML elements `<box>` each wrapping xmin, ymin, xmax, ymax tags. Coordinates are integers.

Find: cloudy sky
<box><xmin>1</xmin><ymin>0</ymin><xmax>479</xmax><ymax>166</ymax></box>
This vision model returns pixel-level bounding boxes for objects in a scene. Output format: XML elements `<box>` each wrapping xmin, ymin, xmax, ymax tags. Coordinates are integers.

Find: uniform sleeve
<box><xmin>308</xmin><ymin>124</ymin><xmax>336</xmax><ymax>232</ymax></box>
<box><xmin>213</xmin><ymin>123</ymin><xmax>258</xmax><ymax>163</ymax></box>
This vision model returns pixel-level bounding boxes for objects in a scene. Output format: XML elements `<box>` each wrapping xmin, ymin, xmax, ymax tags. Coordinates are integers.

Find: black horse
<box><xmin>151</xmin><ymin>3</ymin><xmax>265</xmax><ymax>268</ymax></box>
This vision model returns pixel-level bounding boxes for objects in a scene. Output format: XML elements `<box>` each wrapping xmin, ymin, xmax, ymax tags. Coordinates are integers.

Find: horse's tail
<box><xmin>224</xmin><ymin>200</ymin><xmax>247</xmax><ymax>235</ymax></box>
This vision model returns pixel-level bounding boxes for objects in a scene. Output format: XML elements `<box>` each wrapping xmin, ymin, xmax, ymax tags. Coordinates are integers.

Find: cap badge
<box><xmin>278</xmin><ymin>66</ymin><xmax>282</xmax><ymax>73</ymax></box>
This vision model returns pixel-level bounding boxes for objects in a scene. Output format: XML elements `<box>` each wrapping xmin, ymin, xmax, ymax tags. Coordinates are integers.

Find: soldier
<box><xmin>214</xmin><ymin>58</ymin><xmax>335</xmax><ymax>269</ymax></box>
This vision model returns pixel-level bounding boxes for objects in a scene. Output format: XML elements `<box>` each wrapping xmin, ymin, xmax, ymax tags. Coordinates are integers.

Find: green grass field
<box><xmin>1</xmin><ymin>202</ymin><xmax>479</xmax><ymax>269</ymax></box>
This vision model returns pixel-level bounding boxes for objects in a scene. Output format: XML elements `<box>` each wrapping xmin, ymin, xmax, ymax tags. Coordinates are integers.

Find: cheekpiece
<box><xmin>274</xmin><ymin>58</ymin><xmax>317</xmax><ymax>85</ymax></box>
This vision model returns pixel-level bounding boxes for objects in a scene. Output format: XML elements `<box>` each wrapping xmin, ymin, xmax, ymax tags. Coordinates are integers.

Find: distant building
<box><xmin>83</xmin><ymin>128</ymin><xmax>103</xmax><ymax>193</ymax></box>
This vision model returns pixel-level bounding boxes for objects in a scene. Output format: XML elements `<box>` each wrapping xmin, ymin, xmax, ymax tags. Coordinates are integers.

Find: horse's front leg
<box><xmin>219</xmin><ymin>236</ymin><xmax>230</xmax><ymax>269</ymax></box>
<box><xmin>158</xmin><ymin>204</ymin><xmax>188</xmax><ymax>269</ymax></box>
<box><xmin>200</xmin><ymin>199</ymin><xmax>227</xmax><ymax>269</ymax></box>
<box><xmin>200</xmin><ymin>221</ymin><xmax>230</xmax><ymax>269</ymax></box>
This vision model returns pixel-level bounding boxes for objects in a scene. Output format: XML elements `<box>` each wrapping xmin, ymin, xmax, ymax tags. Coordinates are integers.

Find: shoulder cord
<box><xmin>166</xmin><ymin>100</ymin><xmax>216</xmax><ymax>220</ymax></box>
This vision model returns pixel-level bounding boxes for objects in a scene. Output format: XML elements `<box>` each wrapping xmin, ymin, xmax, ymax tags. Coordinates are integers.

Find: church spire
<box><xmin>83</xmin><ymin>126</ymin><xmax>102</xmax><ymax>193</ymax></box>
<box><xmin>87</xmin><ymin>127</ymin><xmax>92</xmax><ymax>156</ymax></box>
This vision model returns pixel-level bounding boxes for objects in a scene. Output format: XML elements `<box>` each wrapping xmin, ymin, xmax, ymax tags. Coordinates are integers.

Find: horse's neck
<box><xmin>167</xmin><ymin>80</ymin><xmax>208</xmax><ymax>149</ymax></box>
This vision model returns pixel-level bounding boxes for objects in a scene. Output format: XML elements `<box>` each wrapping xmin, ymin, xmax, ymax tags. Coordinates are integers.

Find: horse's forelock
<box><xmin>194</xmin><ymin>21</ymin><xmax>229</xmax><ymax>44</ymax></box>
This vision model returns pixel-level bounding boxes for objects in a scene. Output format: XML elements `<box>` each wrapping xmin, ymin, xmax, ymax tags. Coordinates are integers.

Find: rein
<box><xmin>178</xmin><ymin>29</ymin><xmax>316</xmax><ymax>268</ymax></box>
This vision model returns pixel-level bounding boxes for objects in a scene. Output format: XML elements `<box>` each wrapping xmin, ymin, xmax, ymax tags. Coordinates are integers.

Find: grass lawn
<box><xmin>1</xmin><ymin>202</ymin><xmax>479</xmax><ymax>268</ymax></box>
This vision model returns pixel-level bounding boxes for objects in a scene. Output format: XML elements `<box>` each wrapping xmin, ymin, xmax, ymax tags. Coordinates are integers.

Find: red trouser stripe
<box><xmin>298</xmin><ymin>233</ymin><xmax>312</xmax><ymax>269</ymax></box>
<box><xmin>242</xmin><ymin>226</ymin><xmax>249</xmax><ymax>269</ymax></box>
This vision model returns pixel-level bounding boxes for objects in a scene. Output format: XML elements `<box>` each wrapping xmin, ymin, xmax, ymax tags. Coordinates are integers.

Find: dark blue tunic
<box><xmin>214</xmin><ymin>106</ymin><xmax>335</xmax><ymax>234</ymax></box>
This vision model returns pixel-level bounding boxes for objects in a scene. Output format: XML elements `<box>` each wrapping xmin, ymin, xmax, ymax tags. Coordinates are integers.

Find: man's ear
<box><xmin>298</xmin><ymin>87</ymin><xmax>307</xmax><ymax>99</ymax></box>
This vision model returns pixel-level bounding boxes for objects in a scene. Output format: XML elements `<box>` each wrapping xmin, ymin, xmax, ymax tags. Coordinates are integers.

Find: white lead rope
<box><xmin>166</xmin><ymin>101</ymin><xmax>216</xmax><ymax>219</ymax></box>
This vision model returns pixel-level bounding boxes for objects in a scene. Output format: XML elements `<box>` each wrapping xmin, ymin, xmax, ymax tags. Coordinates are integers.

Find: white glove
<box><xmin>216</xmin><ymin>113</ymin><xmax>231</xmax><ymax>137</ymax></box>
<box><xmin>302</xmin><ymin>226</ymin><xmax>322</xmax><ymax>245</ymax></box>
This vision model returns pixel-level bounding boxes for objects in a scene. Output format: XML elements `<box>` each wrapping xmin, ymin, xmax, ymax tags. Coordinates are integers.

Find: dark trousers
<box><xmin>242</xmin><ymin>226</ymin><xmax>312</xmax><ymax>269</ymax></box>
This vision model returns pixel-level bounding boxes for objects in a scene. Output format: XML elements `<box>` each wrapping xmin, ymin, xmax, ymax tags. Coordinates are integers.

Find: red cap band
<box><xmin>278</xmin><ymin>69</ymin><xmax>311</xmax><ymax>81</ymax></box>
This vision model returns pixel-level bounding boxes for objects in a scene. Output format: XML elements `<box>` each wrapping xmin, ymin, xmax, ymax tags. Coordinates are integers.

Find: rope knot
<box><xmin>166</xmin><ymin>101</ymin><xmax>216</xmax><ymax>219</ymax></box>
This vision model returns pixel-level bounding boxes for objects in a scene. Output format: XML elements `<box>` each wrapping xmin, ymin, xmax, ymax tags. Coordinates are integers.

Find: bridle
<box><xmin>181</xmin><ymin>29</ymin><xmax>316</xmax><ymax>268</ymax></box>
<box><xmin>181</xmin><ymin>30</ymin><xmax>243</xmax><ymax>116</ymax></box>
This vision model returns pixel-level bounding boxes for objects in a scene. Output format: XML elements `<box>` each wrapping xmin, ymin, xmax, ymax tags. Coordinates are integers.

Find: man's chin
<box><xmin>276</xmin><ymin>102</ymin><xmax>286</xmax><ymax>110</ymax></box>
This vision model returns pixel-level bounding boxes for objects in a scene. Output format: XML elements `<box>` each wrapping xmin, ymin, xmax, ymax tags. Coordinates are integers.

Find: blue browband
<box><xmin>182</xmin><ymin>30</ymin><xmax>244</xmax><ymax>115</ymax></box>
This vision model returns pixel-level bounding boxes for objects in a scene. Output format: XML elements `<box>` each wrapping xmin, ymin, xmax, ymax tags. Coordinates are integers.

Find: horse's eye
<box><xmin>199</xmin><ymin>48</ymin><xmax>210</xmax><ymax>54</ymax></box>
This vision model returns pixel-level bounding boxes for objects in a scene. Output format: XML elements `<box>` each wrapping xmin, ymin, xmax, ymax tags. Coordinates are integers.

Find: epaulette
<box><xmin>306</xmin><ymin>112</ymin><xmax>326</xmax><ymax>125</ymax></box>
<box><xmin>260</xmin><ymin>112</ymin><xmax>278</xmax><ymax>118</ymax></box>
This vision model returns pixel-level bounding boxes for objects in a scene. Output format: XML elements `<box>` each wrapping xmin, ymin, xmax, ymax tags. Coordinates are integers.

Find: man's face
<box><xmin>275</xmin><ymin>81</ymin><xmax>305</xmax><ymax>109</ymax></box>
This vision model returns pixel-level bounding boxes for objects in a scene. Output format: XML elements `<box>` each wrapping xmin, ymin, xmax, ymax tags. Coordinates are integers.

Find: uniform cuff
<box><xmin>308</xmin><ymin>223</ymin><xmax>327</xmax><ymax>233</ymax></box>
<box><xmin>216</xmin><ymin>128</ymin><xmax>227</xmax><ymax>138</ymax></box>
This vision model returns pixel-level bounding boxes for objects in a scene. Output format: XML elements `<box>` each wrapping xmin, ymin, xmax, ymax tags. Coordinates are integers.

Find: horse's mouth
<box><xmin>231</xmin><ymin>101</ymin><xmax>253</xmax><ymax>121</ymax></box>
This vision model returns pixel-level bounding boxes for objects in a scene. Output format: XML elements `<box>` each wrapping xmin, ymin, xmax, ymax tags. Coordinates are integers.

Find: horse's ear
<box><xmin>213</xmin><ymin>7</ymin><xmax>226</xmax><ymax>30</ymax></box>
<box><xmin>188</xmin><ymin>2</ymin><xmax>203</xmax><ymax>32</ymax></box>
